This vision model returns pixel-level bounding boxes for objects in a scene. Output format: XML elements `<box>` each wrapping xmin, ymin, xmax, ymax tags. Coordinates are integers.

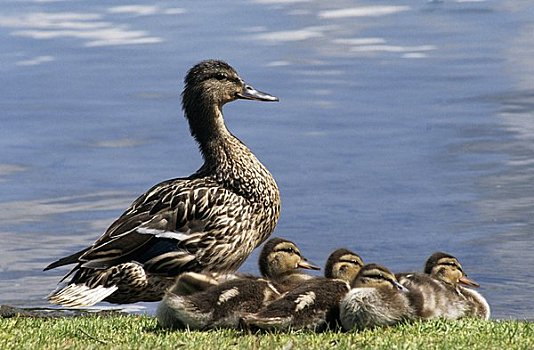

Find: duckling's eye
<box><xmin>279</xmin><ymin>247</ymin><xmax>297</xmax><ymax>255</ymax></box>
<box><xmin>442</xmin><ymin>262</ymin><xmax>461</xmax><ymax>270</ymax></box>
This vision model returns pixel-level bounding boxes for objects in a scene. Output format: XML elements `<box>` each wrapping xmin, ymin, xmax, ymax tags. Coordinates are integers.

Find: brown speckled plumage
<box><xmin>339</xmin><ymin>264</ymin><xmax>415</xmax><ymax>331</ymax></box>
<box><xmin>397</xmin><ymin>252</ymin><xmax>490</xmax><ymax>320</ymax></box>
<box><xmin>156</xmin><ymin>238</ymin><xmax>318</xmax><ymax>330</ymax></box>
<box><xmin>241</xmin><ymin>248</ymin><xmax>363</xmax><ymax>332</ymax></box>
<box><xmin>45</xmin><ymin>60</ymin><xmax>280</xmax><ymax>307</ymax></box>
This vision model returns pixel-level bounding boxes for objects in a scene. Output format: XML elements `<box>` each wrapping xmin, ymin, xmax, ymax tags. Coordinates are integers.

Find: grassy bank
<box><xmin>1</xmin><ymin>315</ymin><xmax>532</xmax><ymax>350</ymax></box>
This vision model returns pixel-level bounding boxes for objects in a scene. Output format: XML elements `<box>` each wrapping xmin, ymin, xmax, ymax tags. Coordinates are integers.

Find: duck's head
<box><xmin>351</xmin><ymin>264</ymin><xmax>408</xmax><ymax>292</ymax></box>
<box><xmin>182</xmin><ymin>60</ymin><xmax>278</xmax><ymax>144</ymax></box>
<box><xmin>182</xmin><ymin>59</ymin><xmax>278</xmax><ymax>109</ymax></box>
<box><xmin>259</xmin><ymin>237</ymin><xmax>320</xmax><ymax>278</ymax></box>
<box><xmin>424</xmin><ymin>252</ymin><xmax>479</xmax><ymax>288</ymax></box>
<box><xmin>324</xmin><ymin>248</ymin><xmax>364</xmax><ymax>282</ymax></box>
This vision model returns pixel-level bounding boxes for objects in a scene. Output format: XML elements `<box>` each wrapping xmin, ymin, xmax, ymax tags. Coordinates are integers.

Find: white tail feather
<box><xmin>47</xmin><ymin>284</ymin><xmax>118</xmax><ymax>307</ymax></box>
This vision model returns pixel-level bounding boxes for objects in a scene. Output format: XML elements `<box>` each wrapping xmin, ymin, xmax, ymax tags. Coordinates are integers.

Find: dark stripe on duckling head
<box><xmin>258</xmin><ymin>238</ymin><xmax>319</xmax><ymax>277</ymax></box>
<box><xmin>352</xmin><ymin>264</ymin><xmax>407</xmax><ymax>291</ymax></box>
<box><xmin>425</xmin><ymin>252</ymin><xmax>480</xmax><ymax>288</ymax></box>
<box><xmin>424</xmin><ymin>252</ymin><xmax>457</xmax><ymax>274</ymax></box>
<box><xmin>258</xmin><ymin>238</ymin><xmax>295</xmax><ymax>277</ymax></box>
<box><xmin>324</xmin><ymin>248</ymin><xmax>364</xmax><ymax>281</ymax></box>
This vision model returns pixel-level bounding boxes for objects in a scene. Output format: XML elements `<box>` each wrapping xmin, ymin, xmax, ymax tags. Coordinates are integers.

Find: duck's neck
<box><xmin>184</xmin><ymin>97</ymin><xmax>278</xmax><ymax>204</ymax></box>
<box><xmin>185</xmin><ymin>101</ymin><xmax>249</xmax><ymax>171</ymax></box>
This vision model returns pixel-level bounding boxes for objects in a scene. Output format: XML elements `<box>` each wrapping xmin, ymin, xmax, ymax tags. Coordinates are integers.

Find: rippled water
<box><xmin>1</xmin><ymin>0</ymin><xmax>533</xmax><ymax>319</ymax></box>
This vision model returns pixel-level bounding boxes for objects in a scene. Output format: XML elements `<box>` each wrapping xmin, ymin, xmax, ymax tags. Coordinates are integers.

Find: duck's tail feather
<box><xmin>47</xmin><ymin>283</ymin><xmax>118</xmax><ymax>307</ymax></box>
<box><xmin>44</xmin><ymin>247</ymin><xmax>91</xmax><ymax>271</ymax></box>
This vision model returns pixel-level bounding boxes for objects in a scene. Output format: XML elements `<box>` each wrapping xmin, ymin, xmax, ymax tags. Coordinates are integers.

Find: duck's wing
<box><xmin>46</xmin><ymin>177</ymin><xmax>242</xmax><ymax>276</ymax></box>
<box><xmin>43</xmin><ymin>247</ymin><xmax>91</xmax><ymax>271</ymax></box>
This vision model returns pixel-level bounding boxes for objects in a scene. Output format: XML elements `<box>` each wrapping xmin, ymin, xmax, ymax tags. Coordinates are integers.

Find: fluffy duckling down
<box><xmin>340</xmin><ymin>263</ymin><xmax>415</xmax><ymax>331</ymax></box>
<box><xmin>156</xmin><ymin>237</ymin><xmax>319</xmax><ymax>329</ymax></box>
<box><xmin>397</xmin><ymin>252</ymin><xmax>490</xmax><ymax>320</ymax></box>
<box><xmin>242</xmin><ymin>248</ymin><xmax>364</xmax><ymax>332</ymax></box>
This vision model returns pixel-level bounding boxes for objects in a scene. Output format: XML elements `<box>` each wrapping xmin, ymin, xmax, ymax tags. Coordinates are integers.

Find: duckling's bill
<box><xmin>297</xmin><ymin>259</ymin><xmax>321</xmax><ymax>271</ymax></box>
<box><xmin>237</xmin><ymin>84</ymin><xmax>279</xmax><ymax>102</ymax></box>
<box><xmin>459</xmin><ymin>275</ymin><xmax>480</xmax><ymax>288</ymax></box>
<box><xmin>394</xmin><ymin>280</ymin><xmax>409</xmax><ymax>293</ymax></box>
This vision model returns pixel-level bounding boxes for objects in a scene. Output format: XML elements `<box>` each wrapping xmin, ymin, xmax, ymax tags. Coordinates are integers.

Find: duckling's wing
<box><xmin>246</xmin><ymin>279</ymin><xmax>349</xmax><ymax>331</ymax></box>
<box><xmin>458</xmin><ymin>286</ymin><xmax>490</xmax><ymax>320</ymax></box>
<box><xmin>157</xmin><ymin>293</ymin><xmax>211</xmax><ymax>330</ymax></box>
<box><xmin>339</xmin><ymin>288</ymin><xmax>378</xmax><ymax>331</ymax></box>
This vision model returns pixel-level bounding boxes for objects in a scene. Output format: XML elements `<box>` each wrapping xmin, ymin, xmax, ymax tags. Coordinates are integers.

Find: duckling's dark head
<box><xmin>324</xmin><ymin>248</ymin><xmax>364</xmax><ymax>282</ymax></box>
<box><xmin>182</xmin><ymin>60</ymin><xmax>278</xmax><ymax>144</ymax></box>
<box><xmin>352</xmin><ymin>264</ymin><xmax>407</xmax><ymax>292</ymax></box>
<box><xmin>425</xmin><ymin>252</ymin><xmax>479</xmax><ymax>288</ymax></box>
<box><xmin>259</xmin><ymin>237</ymin><xmax>320</xmax><ymax>278</ymax></box>
<box><xmin>424</xmin><ymin>252</ymin><xmax>457</xmax><ymax>275</ymax></box>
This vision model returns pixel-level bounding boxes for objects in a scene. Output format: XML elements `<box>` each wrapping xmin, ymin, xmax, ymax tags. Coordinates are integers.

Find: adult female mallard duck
<box><xmin>397</xmin><ymin>252</ymin><xmax>490</xmax><ymax>320</ymax></box>
<box><xmin>339</xmin><ymin>263</ymin><xmax>414</xmax><ymax>331</ymax></box>
<box><xmin>44</xmin><ymin>60</ymin><xmax>281</xmax><ymax>307</ymax></box>
<box><xmin>156</xmin><ymin>237</ymin><xmax>319</xmax><ymax>329</ymax></box>
<box><xmin>241</xmin><ymin>248</ymin><xmax>364</xmax><ymax>332</ymax></box>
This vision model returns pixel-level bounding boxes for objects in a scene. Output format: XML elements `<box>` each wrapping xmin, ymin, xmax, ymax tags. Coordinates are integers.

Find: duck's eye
<box><xmin>214</xmin><ymin>73</ymin><xmax>227</xmax><ymax>81</ymax></box>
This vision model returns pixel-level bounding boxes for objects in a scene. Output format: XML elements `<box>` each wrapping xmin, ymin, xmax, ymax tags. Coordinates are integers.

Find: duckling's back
<box><xmin>157</xmin><ymin>276</ymin><xmax>280</xmax><ymax>330</ymax></box>
<box><xmin>398</xmin><ymin>273</ymin><xmax>472</xmax><ymax>320</ymax></box>
<box><xmin>243</xmin><ymin>277</ymin><xmax>350</xmax><ymax>332</ymax></box>
<box><xmin>340</xmin><ymin>286</ymin><xmax>414</xmax><ymax>331</ymax></box>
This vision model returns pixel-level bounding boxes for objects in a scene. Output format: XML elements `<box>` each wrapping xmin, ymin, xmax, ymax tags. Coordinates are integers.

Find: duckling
<box><xmin>44</xmin><ymin>60</ymin><xmax>281</xmax><ymax>307</ymax></box>
<box><xmin>339</xmin><ymin>264</ymin><xmax>414</xmax><ymax>331</ymax></box>
<box><xmin>166</xmin><ymin>272</ymin><xmax>222</xmax><ymax>297</ymax></box>
<box><xmin>397</xmin><ymin>252</ymin><xmax>490</xmax><ymax>320</ymax></box>
<box><xmin>241</xmin><ymin>248</ymin><xmax>364</xmax><ymax>332</ymax></box>
<box><xmin>258</xmin><ymin>238</ymin><xmax>321</xmax><ymax>294</ymax></box>
<box><xmin>163</xmin><ymin>237</ymin><xmax>320</xmax><ymax>298</ymax></box>
<box><xmin>156</xmin><ymin>237</ymin><xmax>319</xmax><ymax>329</ymax></box>
<box><xmin>325</xmin><ymin>248</ymin><xmax>364</xmax><ymax>283</ymax></box>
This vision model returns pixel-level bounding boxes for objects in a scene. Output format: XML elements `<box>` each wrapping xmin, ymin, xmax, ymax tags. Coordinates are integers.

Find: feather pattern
<box><xmin>339</xmin><ymin>264</ymin><xmax>415</xmax><ymax>331</ymax></box>
<box><xmin>156</xmin><ymin>237</ymin><xmax>318</xmax><ymax>330</ymax></box>
<box><xmin>397</xmin><ymin>252</ymin><xmax>490</xmax><ymax>320</ymax></box>
<box><xmin>45</xmin><ymin>60</ymin><xmax>280</xmax><ymax>306</ymax></box>
<box><xmin>241</xmin><ymin>248</ymin><xmax>363</xmax><ymax>332</ymax></box>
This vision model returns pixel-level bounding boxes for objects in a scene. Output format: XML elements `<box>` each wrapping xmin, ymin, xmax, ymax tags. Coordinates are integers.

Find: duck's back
<box><xmin>52</xmin><ymin>171</ymin><xmax>278</xmax><ymax>304</ymax></box>
<box><xmin>81</xmin><ymin>171</ymin><xmax>276</xmax><ymax>270</ymax></box>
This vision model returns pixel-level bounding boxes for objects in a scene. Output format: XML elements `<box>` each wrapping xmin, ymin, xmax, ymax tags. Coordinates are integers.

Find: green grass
<box><xmin>0</xmin><ymin>315</ymin><xmax>532</xmax><ymax>350</ymax></box>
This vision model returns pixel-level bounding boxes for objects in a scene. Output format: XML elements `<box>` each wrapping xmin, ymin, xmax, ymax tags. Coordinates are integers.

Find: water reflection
<box><xmin>0</xmin><ymin>8</ymin><xmax>181</xmax><ymax>48</ymax></box>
